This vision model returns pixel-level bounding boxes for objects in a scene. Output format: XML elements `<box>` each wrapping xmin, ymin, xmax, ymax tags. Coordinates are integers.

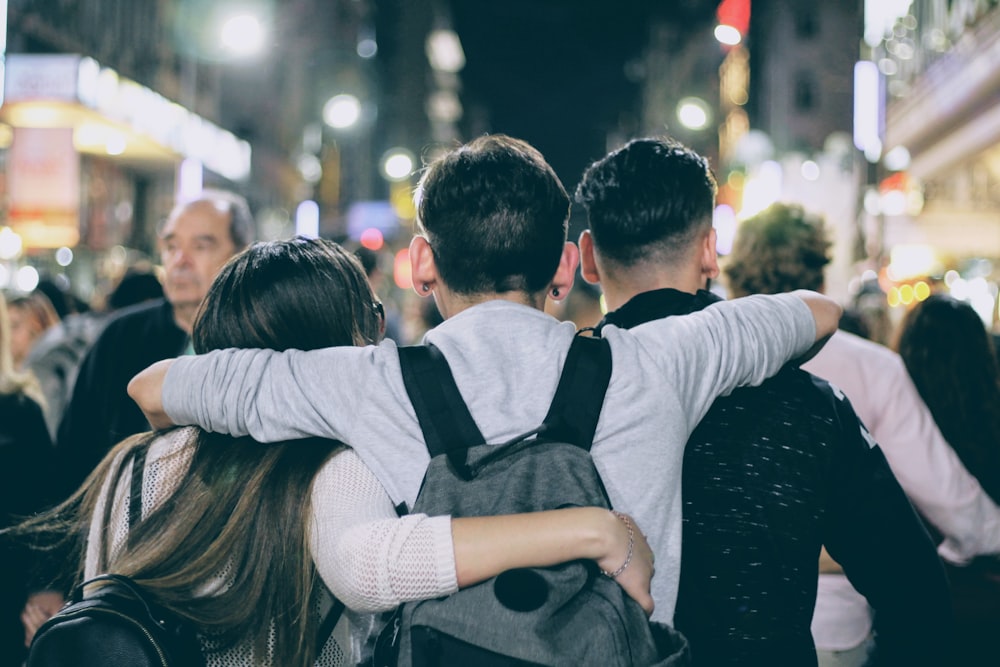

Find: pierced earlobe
<box><xmin>422</xmin><ymin>284</ymin><xmax>431</xmax><ymax>292</ymax></box>
<box><xmin>551</xmin><ymin>288</ymin><xmax>560</xmax><ymax>298</ymax></box>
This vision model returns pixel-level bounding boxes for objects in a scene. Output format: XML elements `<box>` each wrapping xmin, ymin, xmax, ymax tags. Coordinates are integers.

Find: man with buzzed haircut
<box><xmin>56</xmin><ymin>190</ymin><xmax>254</xmax><ymax>491</ymax></box>
<box><xmin>575</xmin><ymin>136</ymin><xmax>952</xmax><ymax>666</ymax></box>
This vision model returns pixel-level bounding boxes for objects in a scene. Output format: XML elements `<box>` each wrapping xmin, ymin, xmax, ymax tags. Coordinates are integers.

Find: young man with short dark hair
<box><xmin>575</xmin><ymin>136</ymin><xmax>953</xmax><ymax>666</ymax></box>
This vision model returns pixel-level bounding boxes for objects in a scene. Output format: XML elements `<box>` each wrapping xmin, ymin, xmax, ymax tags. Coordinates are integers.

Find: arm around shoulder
<box><xmin>127</xmin><ymin>358</ymin><xmax>177</xmax><ymax>430</ymax></box>
<box><xmin>788</xmin><ymin>289</ymin><xmax>841</xmax><ymax>343</ymax></box>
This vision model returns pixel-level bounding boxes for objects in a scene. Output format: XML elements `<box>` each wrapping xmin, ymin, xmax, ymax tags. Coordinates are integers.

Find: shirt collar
<box><xmin>597</xmin><ymin>288</ymin><xmax>722</xmax><ymax>332</ymax></box>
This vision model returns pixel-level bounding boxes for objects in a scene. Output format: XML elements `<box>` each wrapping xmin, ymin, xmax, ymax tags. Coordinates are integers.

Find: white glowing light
<box><xmin>426</xmin><ymin>29</ymin><xmax>465</xmax><ymax>73</ymax></box>
<box><xmin>55</xmin><ymin>247</ymin><xmax>74</xmax><ymax>266</ymax></box>
<box><xmin>740</xmin><ymin>161</ymin><xmax>783</xmax><ymax>219</ymax></box>
<box><xmin>800</xmin><ymin>160</ymin><xmax>820</xmax><ymax>181</ymax></box>
<box><xmin>357</xmin><ymin>38</ymin><xmax>378</xmax><ymax>59</ymax></box>
<box><xmin>323</xmin><ymin>94</ymin><xmax>361</xmax><ymax>129</ymax></box>
<box><xmin>884</xmin><ymin>145</ymin><xmax>911</xmax><ymax>171</ymax></box>
<box><xmin>713</xmin><ymin>205</ymin><xmax>737</xmax><ymax>255</ymax></box>
<box><xmin>677</xmin><ymin>97</ymin><xmax>711</xmax><ymax>130</ymax></box>
<box><xmin>853</xmin><ymin>60</ymin><xmax>882</xmax><ymax>161</ymax></box>
<box><xmin>297</xmin><ymin>154</ymin><xmax>323</xmax><ymax>184</ymax></box>
<box><xmin>16</xmin><ymin>265</ymin><xmax>40</xmax><ymax>291</ymax></box>
<box><xmin>0</xmin><ymin>227</ymin><xmax>22</xmax><ymax>260</ymax></box>
<box><xmin>714</xmin><ymin>24</ymin><xmax>742</xmax><ymax>46</ymax></box>
<box><xmin>383</xmin><ymin>149</ymin><xmax>415</xmax><ymax>181</ymax></box>
<box><xmin>105</xmin><ymin>131</ymin><xmax>127</xmax><ymax>155</ymax></box>
<box><xmin>295</xmin><ymin>200</ymin><xmax>320</xmax><ymax>239</ymax></box>
<box><xmin>221</xmin><ymin>14</ymin><xmax>266</xmax><ymax>57</ymax></box>
<box><xmin>888</xmin><ymin>244</ymin><xmax>937</xmax><ymax>279</ymax></box>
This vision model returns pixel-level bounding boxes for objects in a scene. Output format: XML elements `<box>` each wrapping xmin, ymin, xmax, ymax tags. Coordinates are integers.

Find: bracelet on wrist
<box><xmin>600</xmin><ymin>510</ymin><xmax>634</xmax><ymax>579</ymax></box>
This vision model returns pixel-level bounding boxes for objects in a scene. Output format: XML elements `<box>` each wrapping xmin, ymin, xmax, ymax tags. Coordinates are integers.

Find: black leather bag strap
<box><xmin>398</xmin><ymin>344</ymin><xmax>485</xmax><ymax>458</ymax></box>
<box><xmin>541</xmin><ymin>334</ymin><xmax>613</xmax><ymax>451</ymax></box>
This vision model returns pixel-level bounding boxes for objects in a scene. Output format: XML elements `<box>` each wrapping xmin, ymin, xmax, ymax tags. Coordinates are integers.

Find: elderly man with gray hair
<box><xmin>55</xmin><ymin>190</ymin><xmax>254</xmax><ymax>493</ymax></box>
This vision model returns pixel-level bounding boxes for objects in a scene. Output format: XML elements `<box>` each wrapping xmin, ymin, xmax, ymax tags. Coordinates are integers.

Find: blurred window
<box><xmin>795</xmin><ymin>10</ymin><xmax>819</xmax><ymax>39</ymax></box>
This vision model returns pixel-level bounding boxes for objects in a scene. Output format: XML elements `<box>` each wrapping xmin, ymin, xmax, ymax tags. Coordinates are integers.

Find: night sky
<box><xmin>448</xmin><ymin>0</ymin><xmax>718</xmax><ymax>190</ymax></box>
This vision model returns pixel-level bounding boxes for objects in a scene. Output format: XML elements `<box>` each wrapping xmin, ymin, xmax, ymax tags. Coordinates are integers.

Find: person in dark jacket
<box><xmin>0</xmin><ymin>292</ymin><xmax>60</xmax><ymax>664</ymax></box>
<box><xmin>56</xmin><ymin>190</ymin><xmax>253</xmax><ymax>495</ymax></box>
<box><xmin>574</xmin><ymin>136</ymin><xmax>953</xmax><ymax>666</ymax></box>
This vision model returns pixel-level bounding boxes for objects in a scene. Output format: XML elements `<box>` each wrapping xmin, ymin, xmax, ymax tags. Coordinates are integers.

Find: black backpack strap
<box><xmin>127</xmin><ymin>444</ymin><xmax>148</xmax><ymax>547</ymax></box>
<box><xmin>398</xmin><ymin>344</ymin><xmax>485</xmax><ymax>458</ymax></box>
<box><xmin>541</xmin><ymin>334</ymin><xmax>613</xmax><ymax>451</ymax></box>
<box><xmin>316</xmin><ymin>597</ymin><xmax>346</xmax><ymax>655</ymax></box>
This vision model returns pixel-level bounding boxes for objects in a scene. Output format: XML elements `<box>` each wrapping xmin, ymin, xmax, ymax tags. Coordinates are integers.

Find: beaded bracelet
<box><xmin>601</xmin><ymin>510</ymin><xmax>634</xmax><ymax>579</ymax></box>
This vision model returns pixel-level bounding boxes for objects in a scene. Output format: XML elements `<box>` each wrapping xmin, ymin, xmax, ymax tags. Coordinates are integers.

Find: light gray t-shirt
<box><xmin>163</xmin><ymin>294</ymin><xmax>815</xmax><ymax>623</ymax></box>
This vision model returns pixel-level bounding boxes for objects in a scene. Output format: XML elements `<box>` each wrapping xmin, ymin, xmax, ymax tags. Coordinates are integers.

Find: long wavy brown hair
<box><xmin>14</xmin><ymin>237</ymin><xmax>384</xmax><ymax>666</ymax></box>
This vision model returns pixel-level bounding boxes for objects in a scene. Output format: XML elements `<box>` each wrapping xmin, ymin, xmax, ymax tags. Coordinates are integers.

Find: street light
<box><xmin>714</xmin><ymin>25</ymin><xmax>742</xmax><ymax>46</ymax></box>
<box><xmin>323</xmin><ymin>94</ymin><xmax>362</xmax><ymax>129</ymax></box>
<box><xmin>220</xmin><ymin>13</ymin><xmax>266</xmax><ymax>57</ymax></box>
<box><xmin>677</xmin><ymin>97</ymin><xmax>712</xmax><ymax>131</ymax></box>
<box><xmin>382</xmin><ymin>148</ymin><xmax>415</xmax><ymax>182</ymax></box>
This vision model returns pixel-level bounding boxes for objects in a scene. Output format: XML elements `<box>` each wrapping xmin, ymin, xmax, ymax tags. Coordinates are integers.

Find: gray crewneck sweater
<box><xmin>163</xmin><ymin>294</ymin><xmax>815</xmax><ymax>623</ymax></box>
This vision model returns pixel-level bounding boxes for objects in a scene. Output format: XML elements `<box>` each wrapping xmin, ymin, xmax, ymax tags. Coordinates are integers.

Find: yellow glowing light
<box><xmin>899</xmin><ymin>284</ymin><xmax>915</xmax><ymax>305</ymax></box>
<box><xmin>914</xmin><ymin>281</ymin><xmax>931</xmax><ymax>301</ymax></box>
<box><xmin>887</xmin><ymin>286</ymin><xmax>901</xmax><ymax>308</ymax></box>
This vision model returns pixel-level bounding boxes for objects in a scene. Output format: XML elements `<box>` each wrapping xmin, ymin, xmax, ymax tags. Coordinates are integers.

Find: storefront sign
<box><xmin>7</xmin><ymin>127</ymin><xmax>81</xmax><ymax>248</ymax></box>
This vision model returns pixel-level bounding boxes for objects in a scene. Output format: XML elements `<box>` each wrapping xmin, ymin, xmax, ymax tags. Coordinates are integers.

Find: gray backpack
<box><xmin>382</xmin><ymin>334</ymin><xmax>690</xmax><ymax>666</ymax></box>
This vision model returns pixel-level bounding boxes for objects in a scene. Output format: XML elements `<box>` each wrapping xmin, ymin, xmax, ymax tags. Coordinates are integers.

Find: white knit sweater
<box><xmin>85</xmin><ymin>426</ymin><xmax>458</xmax><ymax>665</ymax></box>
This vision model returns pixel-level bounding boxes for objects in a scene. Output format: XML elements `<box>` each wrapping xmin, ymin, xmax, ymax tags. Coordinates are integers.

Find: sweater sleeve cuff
<box><xmin>778</xmin><ymin>293</ymin><xmax>818</xmax><ymax>357</ymax></box>
<box><xmin>162</xmin><ymin>355</ymin><xmax>197</xmax><ymax>425</ymax></box>
<box><xmin>428</xmin><ymin>515</ymin><xmax>460</xmax><ymax>595</ymax></box>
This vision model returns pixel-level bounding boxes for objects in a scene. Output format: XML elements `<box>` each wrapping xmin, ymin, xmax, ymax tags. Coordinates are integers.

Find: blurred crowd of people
<box><xmin>1</xmin><ymin>133</ymin><xmax>999</xmax><ymax>666</ymax></box>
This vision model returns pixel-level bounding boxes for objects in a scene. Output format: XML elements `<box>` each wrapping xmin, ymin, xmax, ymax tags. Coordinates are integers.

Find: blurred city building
<box><xmin>0</xmin><ymin>0</ymin><xmax>455</xmax><ymax>306</ymax></box>
<box><xmin>630</xmin><ymin>0</ymin><xmax>1000</xmax><ymax>335</ymax></box>
<box><xmin>2</xmin><ymin>0</ymin><xmax>998</xmax><ymax>333</ymax></box>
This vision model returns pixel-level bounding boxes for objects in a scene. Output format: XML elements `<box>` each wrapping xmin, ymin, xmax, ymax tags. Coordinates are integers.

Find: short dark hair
<box><xmin>193</xmin><ymin>236</ymin><xmax>382</xmax><ymax>353</ymax></box>
<box><xmin>575</xmin><ymin>137</ymin><xmax>718</xmax><ymax>267</ymax></box>
<box><xmin>724</xmin><ymin>203</ymin><xmax>831</xmax><ymax>296</ymax></box>
<box><xmin>414</xmin><ymin>134</ymin><xmax>571</xmax><ymax>295</ymax></box>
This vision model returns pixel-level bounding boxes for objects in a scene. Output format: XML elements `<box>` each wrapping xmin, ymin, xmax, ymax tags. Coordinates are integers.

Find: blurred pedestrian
<box><xmin>576</xmin><ymin>137</ymin><xmax>951</xmax><ymax>666</ymax></box>
<box><xmin>56</xmin><ymin>190</ymin><xmax>253</xmax><ymax>495</ymax></box>
<box><xmin>0</xmin><ymin>292</ymin><xmax>60</xmax><ymax>665</ymax></box>
<box><xmin>352</xmin><ymin>244</ymin><xmax>402</xmax><ymax>342</ymax></box>
<box><xmin>26</xmin><ymin>267</ymin><xmax>164</xmax><ymax>440</ymax></box>
<box><xmin>897</xmin><ymin>294</ymin><xmax>1000</xmax><ymax>503</ymax></box>
<box><xmin>724</xmin><ymin>202</ymin><xmax>1000</xmax><ymax>667</ymax></box>
<box><xmin>896</xmin><ymin>293</ymin><xmax>1000</xmax><ymax>666</ymax></box>
<box><xmin>4</xmin><ymin>291</ymin><xmax>60</xmax><ymax>370</ymax></box>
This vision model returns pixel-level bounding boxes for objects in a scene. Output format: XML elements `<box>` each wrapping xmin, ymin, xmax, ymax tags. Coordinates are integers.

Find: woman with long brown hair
<box><xmin>16</xmin><ymin>237</ymin><xmax>650</xmax><ymax>667</ymax></box>
<box><xmin>897</xmin><ymin>293</ymin><xmax>1000</xmax><ymax>504</ymax></box>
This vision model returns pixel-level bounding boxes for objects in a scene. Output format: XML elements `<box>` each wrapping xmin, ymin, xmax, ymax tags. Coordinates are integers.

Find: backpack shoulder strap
<box><xmin>541</xmin><ymin>334</ymin><xmax>613</xmax><ymax>451</ymax></box>
<box><xmin>127</xmin><ymin>443</ymin><xmax>148</xmax><ymax>547</ymax></box>
<box><xmin>398</xmin><ymin>344</ymin><xmax>485</xmax><ymax>457</ymax></box>
<box><xmin>316</xmin><ymin>597</ymin><xmax>346</xmax><ymax>655</ymax></box>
